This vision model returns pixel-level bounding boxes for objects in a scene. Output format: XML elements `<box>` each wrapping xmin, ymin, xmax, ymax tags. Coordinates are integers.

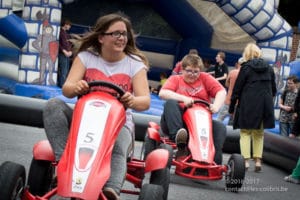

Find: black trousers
<box><xmin>160</xmin><ymin>99</ymin><xmax>227</xmax><ymax>164</ymax></box>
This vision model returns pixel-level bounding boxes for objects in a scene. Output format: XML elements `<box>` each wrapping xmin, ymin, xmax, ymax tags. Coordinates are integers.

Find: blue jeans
<box><xmin>57</xmin><ymin>53</ymin><xmax>70</xmax><ymax>87</ymax></box>
<box><xmin>160</xmin><ymin>99</ymin><xmax>227</xmax><ymax>164</ymax></box>
<box><xmin>279</xmin><ymin>122</ymin><xmax>294</xmax><ymax>137</ymax></box>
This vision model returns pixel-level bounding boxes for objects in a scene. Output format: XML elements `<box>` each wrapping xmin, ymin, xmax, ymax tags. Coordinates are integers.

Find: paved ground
<box><xmin>0</xmin><ymin>122</ymin><xmax>299</xmax><ymax>200</ymax></box>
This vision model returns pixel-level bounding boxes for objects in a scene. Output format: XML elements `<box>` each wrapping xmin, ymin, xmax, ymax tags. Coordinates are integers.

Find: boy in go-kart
<box><xmin>159</xmin><ymin>54</ymin><xmax>227</xmax><ymax>164</ymax></box>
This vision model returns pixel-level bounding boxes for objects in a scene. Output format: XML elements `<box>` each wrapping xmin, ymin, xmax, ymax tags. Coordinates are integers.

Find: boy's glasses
<box><xmin>103</xmin><ymin>31</ymin><xmax>128</xmax><ymax>39</ymax></box>
<box><xmin>184</xmin><ymin>69</ymin><xmax>200</xmax><ymax>75</ymax></box>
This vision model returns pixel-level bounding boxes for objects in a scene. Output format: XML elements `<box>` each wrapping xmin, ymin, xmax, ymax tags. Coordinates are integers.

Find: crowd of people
<box><xmin>155</xmin><ymin>44</ymin><xmax>299</xmax><ymax>182</ymax></box>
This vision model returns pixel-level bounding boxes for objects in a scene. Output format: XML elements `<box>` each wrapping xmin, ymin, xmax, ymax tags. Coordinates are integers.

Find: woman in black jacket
<box><xmin>229</xmin><ymin>43</ymin><xmax>277</xmax><ymax>172</ymax></box>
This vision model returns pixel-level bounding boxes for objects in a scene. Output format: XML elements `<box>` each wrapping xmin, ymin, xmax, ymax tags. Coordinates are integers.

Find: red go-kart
<box><xmin>144</xmin><ymin>99</ymin><xmax>246</xmax><ymax>192</ymax></box>
<box><xmin>0</xmin><ymin>81</ymin><xmax>171</xmax><ymax>200</ymax></box>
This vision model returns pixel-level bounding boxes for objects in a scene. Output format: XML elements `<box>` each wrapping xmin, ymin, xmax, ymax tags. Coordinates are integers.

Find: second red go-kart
<box><xmin>144</xmin><ymin>99</ymin><xmax>246</xmax><ymax>192</ymax></box>
<box><xmin>0</xmin><ymin>81</ymin><xmax>171</xmax><ymax>200</ymax></box>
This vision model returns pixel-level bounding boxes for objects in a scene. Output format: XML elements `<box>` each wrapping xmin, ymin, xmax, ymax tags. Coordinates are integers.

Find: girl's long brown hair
<box><xmin>74</xmin><ymin>12</ymin><xmax>149</xmax><ymax>68</ymax></box>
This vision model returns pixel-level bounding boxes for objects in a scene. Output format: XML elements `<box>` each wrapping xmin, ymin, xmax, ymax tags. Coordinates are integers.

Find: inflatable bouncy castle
<box><xmin>0</xmin><ymin>0</ymin><xmax>299</xmax><ymax>125</ymax></box>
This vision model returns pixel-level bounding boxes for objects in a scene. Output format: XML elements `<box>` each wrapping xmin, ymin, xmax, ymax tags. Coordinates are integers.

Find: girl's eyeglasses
<box><xmin>103</xmin><ymin>31</ymin><xmax>128</xmax><ymax>39</ymax></box>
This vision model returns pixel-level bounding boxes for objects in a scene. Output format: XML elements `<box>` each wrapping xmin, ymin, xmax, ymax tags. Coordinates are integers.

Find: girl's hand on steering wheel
<box><xmin>75</xmin><ymin>80</ymin><xmax>89</xmax><ymax>95</ymax></box>
<box><xmin>120</xmin><ymin>92</ymin><xmax>135</xmax><ymax>109</ymax></box>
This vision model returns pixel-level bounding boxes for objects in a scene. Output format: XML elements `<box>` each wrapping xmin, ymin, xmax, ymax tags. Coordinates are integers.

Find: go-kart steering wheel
<box><xmin>87</xmin><ymin>80</ymin><xmax>125</xmax><ymax>98</ymax></box>
<box><xmin>193</xmin><ymin>99</ymin><xmax>210</xmax><ymax>107</ymax></box>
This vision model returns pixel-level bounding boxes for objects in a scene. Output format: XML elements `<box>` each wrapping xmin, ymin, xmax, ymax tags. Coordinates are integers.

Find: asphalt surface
<box><xmin>0</xmin><ymin>122</ymin><xmax>299</xmax><ymax>200</ymax></box>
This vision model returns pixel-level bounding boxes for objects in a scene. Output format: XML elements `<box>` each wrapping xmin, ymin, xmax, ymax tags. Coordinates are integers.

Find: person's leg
<box><xmin>251</xmin><ymin>126</ymin><xmax>264</xmax><ymax>172</ymax></box>
<box><xmin>291</xmin><ymin>156</ymin><xmax>300</xmax><ymax>178</ymax></box>
<box><xmin>160</xmin><ymin>99</ymin><xmax>184</xmax><ymax>141</ymax></box>
<box><xmin>289</xmin><ymin>122</ymin><xmax>295</xmax><ymax>136</ymax></box>
<box><xmin>251</xmin><ymin>128</ymin><xmax>264</xmax><ymax>159</ymax></box>
<box><xmin>105</xmin><ymin>126</ymin><xmax>132</xmax><ymax>196</ymax></box>
<box><xmin>284</xmin><ymin>156</ymin><xmax>300</xmax><ymax>184</ymax></box>
<box><xmin>240</xmin><ymin>129</ymin><xmax>251</xmax><ymax>168</ymax></box>
<box><xmin>291</xmin><ymin>115</ymin><xmax>300</xmax><ymax>136</ymax></box>
<box><xmin>43</xmin><ymin>98</ymin><xmax>73</xmax><ymax>161</ymax></box>
<box><xmin>279</xmin><ymin>122</ymin><xmax>289</xmax><ymax>137</ymax></box>
<box><xmin>212</xmin><ymin>120</ymin><xmax>226</xmax><ymax>165</ymax></box>
<box><xmin>58</xmin><ymin>54</ymin><xmax>69</xmax><ymax>87</ymax></box>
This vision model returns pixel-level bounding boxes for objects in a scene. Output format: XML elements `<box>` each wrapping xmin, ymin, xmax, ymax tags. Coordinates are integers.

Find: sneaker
<box><xmin>103</xmin><ymin>187</ymin><xmax>120</xmax><ymax>200</ymax></box>
<box><xmin>175</xmin><ymin>128</ymin><xmax>188</xmax><ymax>148</ymax></box>
<box><xmin>284</xmin><ymin>175</ymin><xmax>300</xmax><ymax>184</ymax></box>
<box><xmin>175</xmin><ymin>128</ymin><xmax>189</xmax><ymax>161</ymax></box>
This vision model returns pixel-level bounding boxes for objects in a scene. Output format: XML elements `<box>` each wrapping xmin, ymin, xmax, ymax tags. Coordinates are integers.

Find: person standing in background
<box><xmin>229</xmin><ymin>43</ymin><xmax>277</xmax><ymax>172</ymax></box>
<box><xmin>217</xmin><ymin>57</ymin><xmax>243</xmax><ymax>125</ymax></box>
<box><xmin>57</xmin><ymin>19</ymin><xmax>73</xmax><ymax>87</ymax></box>
<box><xmin>214</xmin><ymin>51</ymin><xmax>228</xmax><ymax>88</ymax></box>
<box><xmin>172</xmin><ymin>49</ymin><xmax>199</xmax><ymax>75</ymax></box>
<box><xmin>278</xmin><ymin>75</ymin><xmax>298</xmax><ymax>137</ymax></box>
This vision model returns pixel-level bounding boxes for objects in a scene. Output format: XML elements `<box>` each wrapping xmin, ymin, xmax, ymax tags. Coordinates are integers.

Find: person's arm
<box><xmin>215</xmin><ymin>73</ymin><xmax>227</xmax><ymax>82</ymax></box>
<box><xmin>62</xmin><ymin>56</ymin><xmax>88</xmax><ymax>98</ymax></box>
<box><xmin>121</xmin><ymin>68</ymin><xmax>150</xmax><ymax>111</ymax></box>
<box><xmin>210</xmin><ymin>89</ymin><xmax>226</xmax><ymax>113</ymax></box>
<box><xmin>159</xmin><ymin>89</ymin><xmax>194</xmax><ymax>107</ymax></box>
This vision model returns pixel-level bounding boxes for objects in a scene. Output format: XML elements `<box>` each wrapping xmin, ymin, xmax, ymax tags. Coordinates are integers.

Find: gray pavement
<box><xmin>0</xmin><ymin>122</ymin><xmax>299</xmax><ymax>200</ymax></box>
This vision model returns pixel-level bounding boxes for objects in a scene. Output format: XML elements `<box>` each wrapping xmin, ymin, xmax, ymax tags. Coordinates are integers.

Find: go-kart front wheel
<box><xmin>138</xmin><ymin>183</ymin><xmax>164</xmax><ymax>200</ymax></box>
<box><xmin>27</xmin><ymin>158</ymin><xmax>55</xmax><ymax>195</ymax></box>
<box><xmin>0</xmin><ymin>161</ymin><xmax>26</xmax><ymax>199</ymax></box>
<box><xmin>150</xmin><ymin>168</ymin><xmax>170</xmax><ymax>200</ymax></box>
<box><xmin>225</xmin><ymin>153</ymin><xmax>245</xmax><ymax>192</ymax></box>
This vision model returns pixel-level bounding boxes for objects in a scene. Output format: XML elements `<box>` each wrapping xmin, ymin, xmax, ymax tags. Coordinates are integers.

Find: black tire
<box><xmin>159</xmin><ymin>143</ymin><xmax>173</xmax><ymax>168</ymax></box>
<box><xmin>225</xmin><ymin>153</ymin><xmax>245</xmax><ymax>192</ymax></box>
<box><xmin>138</xmin><ymin>183</ymin><xmax>164</xmax><ymax>200</ymax></box>
<box><xmin>27</xmin><ymin>158</ymin><xmax>55</xmax><ymax>195</ymax></box>
<box><xmin>150</xmin><ymin>168</ymin><xmax>170</xmax><ymax>200</ymax></box>
<box><xmin>0</xmin><ymin>161</ymin><xmax>26</xmax><ymax>199</ymax></box>
<box><xmin>143</xmin><ymin>134</ymin><xmax>158</xmax><ymax>160</ymax></box>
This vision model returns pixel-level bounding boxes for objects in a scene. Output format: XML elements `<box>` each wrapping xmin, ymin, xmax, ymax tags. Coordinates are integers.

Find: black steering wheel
<box><xmin>87</xmin><ymin>80</ymin><xmax>125</xmax><ymax>98</ymax></box>
<box><xmin>193</xmin><ymin>99</ymin><xmax>210</xmax><ymax>107</ymax></box>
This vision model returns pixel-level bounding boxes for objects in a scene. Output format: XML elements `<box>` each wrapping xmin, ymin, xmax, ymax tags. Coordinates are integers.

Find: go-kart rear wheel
<box><xmin>138</xmin><ymin>183</ymin><xmax>164</xmax><ymax>200</ymax></box>
<box><xmin>225</xmin><ymin>153</ymin><xmax>245</xmax><ymax>192</ymax></box>
<box><xmin>0</xmin><ymin>161</ymin><xmax>26</xmax><ymax>199</ymax></box>
<box><xmin>150</xmin><ymin>168</ymin><xmax>170</xmax><ymax>200</ymax></box>
<box><xmin>27</xmin><ymin>158</ymin><xmax>55</xmax><ymax>195</ymax></box>
<box><xmin>159</xmin><ymin>143</ymin><xmax>173</xmax><ymax>168</ymax></box>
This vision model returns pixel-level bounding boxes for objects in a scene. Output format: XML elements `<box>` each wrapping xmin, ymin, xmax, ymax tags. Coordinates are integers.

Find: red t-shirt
<box><xmin>172</xmin><ymin>61</ymin><xmax>183</xmax><ymax>75</ymax></box>
<box><xmin>162</xmin><ymin>72</ymin><xmax>224</xmax><ymax>102</ymax></box>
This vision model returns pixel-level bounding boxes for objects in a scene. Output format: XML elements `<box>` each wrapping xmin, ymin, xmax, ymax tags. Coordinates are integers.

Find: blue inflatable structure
<box><xmin>0</xmin><ymin>0</ymin><xmax>299</xmax><ymax>134</ymax></box>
